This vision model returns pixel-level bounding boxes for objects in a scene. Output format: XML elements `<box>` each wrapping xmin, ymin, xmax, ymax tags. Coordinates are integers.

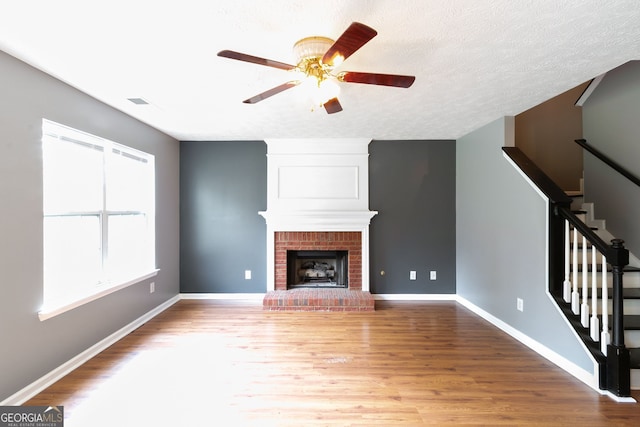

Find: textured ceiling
<box><xmin>1</xmin><ymin>0</ymin><xmax>639</xmax><ymax>141</ymax></box>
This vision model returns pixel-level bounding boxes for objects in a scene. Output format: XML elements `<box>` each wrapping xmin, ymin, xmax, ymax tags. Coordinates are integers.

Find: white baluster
<box><xmin>580</xmin><ymin>235</ymin><xmax>589</xmax><ymax>327</ymax></box>
<box><xmin>600</xmin><ymin>254</ymin><xmax>610</xmax><ymax>355</ymax></box>
<box><xmin>571</xmin><ymin>227</ymin><xmax>580</xmax><ymax>315</ymax></box>
<box><xmin>590</xmin><ymin>245</ymin><xmax>599</xmax><ymax>341</ymax></box>
<box><xmin>563</xmin><ymin>220</ymin><xmax>571</xmax><ymax>303</ymax></box>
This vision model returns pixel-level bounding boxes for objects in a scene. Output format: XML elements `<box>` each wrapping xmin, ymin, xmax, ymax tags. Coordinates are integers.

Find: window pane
<box><xmin>42</xmin><ymin>120</ymin><xmax>156</xmax><ymax>311</ymax></box>
<box><xmin>106</xmin><ymin>214</ymin><xmax>151</xmax><ymax>281</ymax></box>
<box><xmin>107</xmin><ymin>150</ymin><xmax>152</xmax><ymax>212</ymax></box>
<box><xmin>43</xmin><ymin>137</ymin><xmax>103</xmax><ymax>213</ymax></box>
<box><xmin>44</xmin><ymin>216</ymin><xmax>101</xmax><ymax>303</ymax></box>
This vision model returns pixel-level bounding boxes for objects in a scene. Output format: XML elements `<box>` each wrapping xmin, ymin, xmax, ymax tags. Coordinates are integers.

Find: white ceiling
<box><xmin>1</xmin><ymin>0</ymin><xmax>639</xmax><ymax>141</ymax></box>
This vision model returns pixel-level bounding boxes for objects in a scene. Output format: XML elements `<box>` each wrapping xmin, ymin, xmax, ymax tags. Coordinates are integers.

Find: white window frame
<box><xmin>39</xmin><ymin>119</ymin><xmax>157</xmax><ymax>320</ymax></box>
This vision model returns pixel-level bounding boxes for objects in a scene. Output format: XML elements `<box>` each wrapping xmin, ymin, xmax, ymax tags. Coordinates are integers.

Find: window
<box><xmin>41</xmin><ymin>119</ymin><xmax>155</xmax><ymax>316</ymax></box>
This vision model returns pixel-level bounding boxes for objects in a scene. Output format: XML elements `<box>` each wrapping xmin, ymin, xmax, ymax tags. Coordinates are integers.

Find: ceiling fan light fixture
<box><xmin>317</xmin><ymin>77</ymin><xmax>341</xmax><ymax>106</ymax></box>
<box><xmin>218</xmin><ymin>22</ymin><xmax>415</xmax><ymax>113</ymax></box>
<box><xmin>293</xmin><ymin>36</ymin><xmax>334</xmax><ymax>65</ymax></box>
<box><xmin>301</xmin><ymin>74</ymin><xmax>340</xmax><ymax>108</ymax></box>
<box><xmin>330</xmin><ymin>54</ymin><xmax>344</xmax><ymax>67</ymax></box>
<box><xmin>293</xmin><ymin>36</ymin><xmax>341</xmax><ymax>108</ymax></box>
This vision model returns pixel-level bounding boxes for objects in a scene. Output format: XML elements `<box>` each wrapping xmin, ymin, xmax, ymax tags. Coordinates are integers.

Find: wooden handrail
<box><xmin>502</xmin><ymin>147</ymin><xmax>573</xmax><ymax>206</ymax></box>
<box><xmin>504</xmin><ymin>146</ymin><xmax>630</xmax><ymax>397</ymax></box>
<box><xmin>575</xmin><ymin>139</ymin><xmax>640</xmax><ymax>188</ymax></box>
<box><xmin>557</xmin><ymin>207</ymin><xmax>609</xmax><ymax>254</ymax></box>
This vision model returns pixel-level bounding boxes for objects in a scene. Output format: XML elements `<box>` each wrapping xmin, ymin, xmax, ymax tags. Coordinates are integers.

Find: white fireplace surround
<box><xmin>259</xmin><ymin>138</ymin><xmax>377</xmax><ymax>291</ymax></box>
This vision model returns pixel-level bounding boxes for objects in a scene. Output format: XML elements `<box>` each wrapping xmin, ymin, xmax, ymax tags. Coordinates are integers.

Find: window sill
<box><xmin>38</xmin><ymin>269</ymin><xmax>159</xmax><ymax>321</ymax></box>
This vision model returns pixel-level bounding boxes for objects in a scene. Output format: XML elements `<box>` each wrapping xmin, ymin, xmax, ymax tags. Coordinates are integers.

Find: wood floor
<box><xmin>26</xmin><ymin>300</ymin><xmax>640</xmax><ymax>426</ymax></box>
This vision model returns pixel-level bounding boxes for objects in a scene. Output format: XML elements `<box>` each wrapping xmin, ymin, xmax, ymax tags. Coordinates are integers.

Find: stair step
<box><xmin>569</xmin><ymin>243</ymin><xmax>595</xmax><ymax>250</ymax></box>
<box><xmin>626</xmin><ymin>329</ymin><xmax>640</xmax><ymax>348</ymax></box>
<box><xmin>598</xmin><ymin>288</ymin><xmax>640</xmax><ymax>299</ymax></box>
<box><xmin>614</xmin><ymin>315</ymin><xmax>640</xmax><ymax>330</ymax></box>
<box><xmin>569</xmin><ymin>265</ymin><xmax>640</xmax><ymax>273</ymax></box>
<box><xmin>630</xmin><ymin>348</ymin><xmax>640</xmax><ymax>369</ymax></box>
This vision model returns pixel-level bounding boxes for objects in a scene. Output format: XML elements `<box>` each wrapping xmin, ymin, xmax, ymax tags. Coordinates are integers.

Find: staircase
<box><xmin>566</xmin><ymin>194</ymin><xmax>640</xmax><ymax>390</ymax></box>
<box><xmin>502</xmin><ymin>146</ymin><xmax>635</xmax><ymax>397</ymax></box>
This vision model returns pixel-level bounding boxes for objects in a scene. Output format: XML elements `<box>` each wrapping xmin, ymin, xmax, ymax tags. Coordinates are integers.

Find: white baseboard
<box><xmin>182</xmin><ymin>293</ymin><xmax>458</xmax><ymax>302</ymax></box>
<box><xmin>374</xmin><ymin>294</ymin><xmax>457</xmax><ymax>301</ymax></box>
<box><xmin>179</xmin><ymin>293</ymin><xmax>264</xmax><ymax>301</ymax></box>
<box><xmin>455</xmin><ymin>295</ymin><xmax>600</xmax><ymax>393</ymax></box>
<box><xmin>1</xmin><ymin>295</ymin><xmax>180</xmax><ymax>406</ymax></box>
<box><xmin>180</xmin><ymin>293</ymin><xmax>457</xmax><ymax>302</ymax></box>
<box><xmin>377</xmin><ymin>294</ymin><xmax>631</xmax><ymax>399</ymax></box>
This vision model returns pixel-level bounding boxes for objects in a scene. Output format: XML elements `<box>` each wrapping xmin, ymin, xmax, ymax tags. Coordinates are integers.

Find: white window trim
<box><xmin>40</xmin><ymin>120</ymin><xmax>157</xmax><ymax>320</ymax></box>
<box><xmin>38</xmin><ymin>269</ymin><xmax>159</xmax><ymax>321</ymax></box>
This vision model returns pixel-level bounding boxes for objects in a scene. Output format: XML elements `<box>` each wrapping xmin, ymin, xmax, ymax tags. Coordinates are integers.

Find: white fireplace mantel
<box><xmin>260</xmin><ymin>138</ymin><xmax>377</xmax><ymax>292</ymax></box>
<box><xmin>259</xmin><ymin>210</ymin><xmax>377</xmax><ymax>231</ymax></box>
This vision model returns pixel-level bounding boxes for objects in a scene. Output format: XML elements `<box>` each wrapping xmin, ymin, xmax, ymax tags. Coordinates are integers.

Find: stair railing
<box><xmin>572</xmin><ymin>138</ymin><xmax>638</xmax><ymax>397</ymax></box>
<box><xmin>557</xmin><ymin>206</ymin><xmax>631</xmax><ymax>396</ymax></box>
<box><xmin>575</xmin><ymin>139</ymin><xmax>640</xmax><ymax>188</ymax></box>
<box><xmin>502</xmin><ymin>147</ymin><xmax>630</xmax><ymax>397</ymax></box>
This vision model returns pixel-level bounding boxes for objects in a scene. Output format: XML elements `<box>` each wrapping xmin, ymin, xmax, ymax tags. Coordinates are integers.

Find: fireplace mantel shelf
<box><xmin>259</xmin><ymin>210</ymin><xmax>378</xmax><ymax>230</ymax></box>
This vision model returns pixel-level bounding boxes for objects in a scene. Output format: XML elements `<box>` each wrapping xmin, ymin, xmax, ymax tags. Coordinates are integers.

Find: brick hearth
<box><xmin>263</xmin><ymin>288</ymin><xmax>375</xmax><ymax>311</ymax></box>
<box><xmin>264</xmin><ymin>231</ymin><xmax>373</xmax><ymax>311</ymax></box>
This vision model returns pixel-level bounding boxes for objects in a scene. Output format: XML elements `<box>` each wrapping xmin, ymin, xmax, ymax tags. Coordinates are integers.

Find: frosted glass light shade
<box><xmin>293</xmin><ymin>36</ymin><xmax>334</xmax><ymax>63</ymax></box>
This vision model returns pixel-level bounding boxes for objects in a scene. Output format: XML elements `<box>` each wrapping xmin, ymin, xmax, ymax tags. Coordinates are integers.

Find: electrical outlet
<box><xmin>430</xmin><ymin>271</ymin><xmax>437</xmax><ymax>280</ymax></box>
<box><xmin>245</xmin><ymin>270</ymin><xmax>252</xmax><ymax>280</ymax></box>
<box><xmin>409</xmin><ymin>270</ymin><xmax>417</xmax><ymax>280</ymax></box>
<box><xmin>517</xmin><ymin>298</ymin><xmax>524</xmax><ymax>312</ymax></box>
<box><xmin>150</xmin><ymin>282</ymin><xmax>155</xmax><ymax>293</ymax></box>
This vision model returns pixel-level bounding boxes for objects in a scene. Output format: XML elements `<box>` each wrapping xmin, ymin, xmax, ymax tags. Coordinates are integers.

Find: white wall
<box><xmin>0</xmin><ymin>50</ymin><xmax>180</xmax><ymax>401</ymax></box>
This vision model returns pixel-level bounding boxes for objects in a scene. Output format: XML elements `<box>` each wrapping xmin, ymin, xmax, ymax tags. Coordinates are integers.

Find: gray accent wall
<box><xmin>369</xmin><ymin>140</ymin><xmax>456</xmax><ymax>294</ymax></box>
<box><xmin>180</xmin><ymin>141</ymin><xmax>267</xmax><ymax>293</ymax></box>
<box><xmin>179</xmin><ymin>139</ymin><xmax>456</xmax><ymax>295</ymax></box>
<box><xmin>0</xmin><ymin>51</ymin><xmax>180</xmax><ymax>402</ymax></box>
<box><xmin>582</xmin><ymin>60</ymin><xmax>640</xmax><ymax>258</ymax></box>
<box><xmin>456</xmin><ymin>117</ymin><xmax>592</xmax><ymax>371</ymax></box>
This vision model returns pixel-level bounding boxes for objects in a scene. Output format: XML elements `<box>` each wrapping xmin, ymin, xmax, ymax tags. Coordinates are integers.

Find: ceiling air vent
<box><xmin>127</xmin><ymin>97</ymin><xmax>149</xmax><ymax>105</ymax></box>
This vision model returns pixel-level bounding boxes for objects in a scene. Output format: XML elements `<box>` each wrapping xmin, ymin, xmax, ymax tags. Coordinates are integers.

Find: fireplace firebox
<box><xmin>287</xmin><ymin>250</ymin><xmax>348</xmax><ymax>289</ymax></box>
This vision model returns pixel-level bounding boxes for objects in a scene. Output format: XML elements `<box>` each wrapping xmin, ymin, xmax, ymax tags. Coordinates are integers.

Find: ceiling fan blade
<box><xmin>242</xmin><ymin>81</ymin><xmax>300</xmax><ymax>104</ymax></box>
<box><xmin>339</xmin><ymin>71</ymin><xmax>415</xmax><ymax>88</ymax></box>
<box><xmin>218</xmin><ymin>50</ymin><xmax>296</xmax><ymax>71</ymax></box>
<box><xmin>323</xmin><ymin>97</ymin><xmax>343</xmax><ymax>114</ymax></box>
<box><xmin>322</xmin><ymin>22</ymin><xmax>377</xmax><ymax>67</ymax></box>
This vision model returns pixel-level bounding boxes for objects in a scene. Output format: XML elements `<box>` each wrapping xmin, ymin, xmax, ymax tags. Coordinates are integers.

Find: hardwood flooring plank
<box><xmin>25</xmin><ymin>300</ymin><xmax>640</xmax><ymax>426</ymax></box>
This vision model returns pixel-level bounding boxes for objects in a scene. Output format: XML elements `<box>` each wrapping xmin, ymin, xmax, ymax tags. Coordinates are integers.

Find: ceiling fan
<box><xmin>217</xmin><ymin>22</ymin><xmax>415</xmax><ymax>114</ymax></box>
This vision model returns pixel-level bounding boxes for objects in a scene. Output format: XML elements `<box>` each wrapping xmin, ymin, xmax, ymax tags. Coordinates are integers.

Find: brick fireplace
<box><xmin>259</xmin><ymin>138</ymin><xmax>376</xmax><ymax>310</ymax></box>
<box><xmin>275</xmin><ymin>231</ymin><xmax>362</xmax><ymax>291</ymax></box>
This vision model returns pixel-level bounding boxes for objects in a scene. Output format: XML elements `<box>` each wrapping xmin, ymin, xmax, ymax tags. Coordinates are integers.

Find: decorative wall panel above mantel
<box><xmin>262</xmin><ymin>138</ymin><xmax>374</xmax><ymax>217</ymax></box>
